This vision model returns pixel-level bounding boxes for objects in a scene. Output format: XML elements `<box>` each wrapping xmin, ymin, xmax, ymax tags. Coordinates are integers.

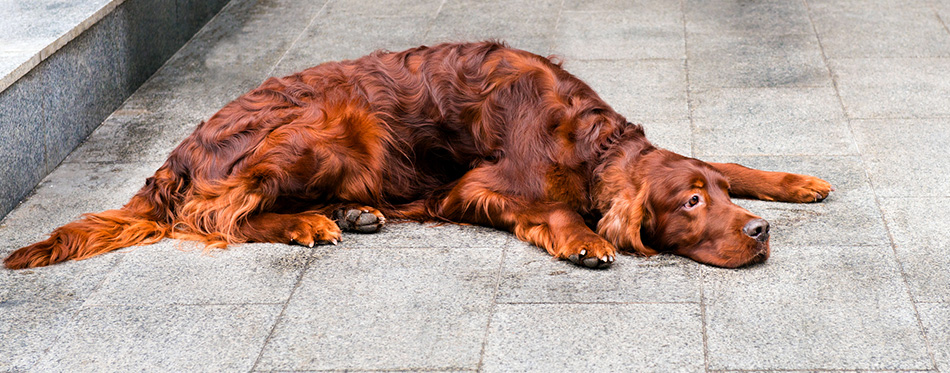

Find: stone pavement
<box><xmin>2</xmin><ymin>0</ymin><xmax>950</xmax><ymax>371</ymax></box>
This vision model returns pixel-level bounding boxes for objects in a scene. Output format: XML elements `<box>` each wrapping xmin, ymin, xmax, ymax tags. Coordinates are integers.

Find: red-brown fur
<box><xmin>4</xmin><ymin>42</ymin><xmax>832</xmax><ymax>270</ymax></box>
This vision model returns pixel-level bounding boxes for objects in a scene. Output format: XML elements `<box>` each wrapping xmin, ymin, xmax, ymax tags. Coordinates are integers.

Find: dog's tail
<box><xmin>3</xmin><ymin>164</ymin><xmax>187</xmax><ymax>269</ymax></box>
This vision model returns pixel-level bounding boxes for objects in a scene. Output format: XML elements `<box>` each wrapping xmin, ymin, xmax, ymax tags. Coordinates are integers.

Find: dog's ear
<box><xmin>597</xmin><ymin>181</ymin><xmax>657</xmax><ymax>256</ymax></box>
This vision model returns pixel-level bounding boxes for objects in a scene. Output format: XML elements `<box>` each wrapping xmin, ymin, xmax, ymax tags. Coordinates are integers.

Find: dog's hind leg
<box><xmin>229</xmin><ymin>203</ymin><xmax>387</xmax><ymax>247</ymax></box>
<box><xmin>707</xmin><ymin>162</ymin><xmax>834</xmax><ymax>203</ymax></box>
<box><xmin>240</xmin><ymin>212</ymin><xmax>343</xmax><ymax>247</ymax></box>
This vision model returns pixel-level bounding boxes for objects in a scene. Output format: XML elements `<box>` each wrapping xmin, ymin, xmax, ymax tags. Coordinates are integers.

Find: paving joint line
<box><xmin>931</xmin><ymin>3</ymin><xmax>950</xmax><ymax>36</ymax></box>
<box><xmin>678</xmin><ymin>1</ymin><xmax>710</xmax><ymax>371</ymax></box>
<box><xmin>265</xmin><ymin>0</ymin><xmax>330</xmax><ymax>79</ymax></box>
<box><xmin>803</xmin><ymin>0</ymin><xmax>940</xmax><ymax>370</ymax></box>
<box><xmin>420</xmin><ymin>0</ymin><xmax>446</xmax><ymax>41</ymax></box>
<box><xmin>27</xmin><ymin>255</ymin><xmax>127</xmax><ymax>370</ymax></box>
<box><xmin>549</xmin><ymin>0</ymin><xmax>565</xmax><ymax>53</ymax></box>
<box><xmin>249</xmin><ymin>245</ymin><xmax>320</xmax><ymax>371</ymax></box>
<box><xmin>475</xmin><ymin>234</ymin><xmax>511</xmax><ymax>371</ymax></box>
<box><xmin>681</xmin><ymin>0</ymin><xmax>696</xmax><ymax>158</ymax></box>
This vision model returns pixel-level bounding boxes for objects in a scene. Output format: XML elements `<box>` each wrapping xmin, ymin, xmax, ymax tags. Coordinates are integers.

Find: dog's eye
<box><xmin>685</xmin><ymin>195</ymin><xmax>700</xmax><ymax>208</ymax></box>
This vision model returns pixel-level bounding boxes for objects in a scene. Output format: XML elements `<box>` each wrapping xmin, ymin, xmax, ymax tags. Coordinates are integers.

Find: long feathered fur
<box><xmin>5</xmin><ymin>41</ymin><xmax>818</xmax><ymax>269</ymax></box>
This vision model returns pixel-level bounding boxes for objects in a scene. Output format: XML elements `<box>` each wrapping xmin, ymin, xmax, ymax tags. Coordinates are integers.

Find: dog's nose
<box><xmin>742</xmin><ymin>219</ymin><xmax>770</xmax><ymax>242</ymax></box>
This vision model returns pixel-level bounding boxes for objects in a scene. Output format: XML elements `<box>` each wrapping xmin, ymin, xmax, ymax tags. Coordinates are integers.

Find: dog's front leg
<box><xmin>708</xmin><ymin>162</ymin><xmax>833</xmax><ymax>203</ymax></box>
<box><xmin>436</xmin><ymin>170</ymin><xmax>616</xmax><ymax>268</ymax></box>
<box><xmin>506</xmin><ymin>204</ymin><xmax>617</xmax><ymax>268</ymax></box>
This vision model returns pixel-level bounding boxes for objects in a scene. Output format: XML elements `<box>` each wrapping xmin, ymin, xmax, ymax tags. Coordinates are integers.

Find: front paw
<box><xmin>782</xmin><ymin>174</ymin><xmax>834</xmax><ymax>203</ymax></box>
<box><xmin>564</xmin><ymin>240</ymin><xmax>617</xmax><ymax>269</ymax></box>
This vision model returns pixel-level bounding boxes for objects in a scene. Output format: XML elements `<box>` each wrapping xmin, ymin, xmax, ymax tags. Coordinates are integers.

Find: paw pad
<box><xmin>333</xmin><ymin>208</ymin><xmax>385</xmax><ymax>233</ymax></box>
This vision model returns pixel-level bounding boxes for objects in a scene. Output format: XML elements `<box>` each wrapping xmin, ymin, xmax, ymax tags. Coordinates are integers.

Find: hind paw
<box><xmin>287</xmin><ymin>214</ymin><xmax>342</xmax><ymax>247</ymax></box>
<box><xmin>332</xmin><ymin>206</ymin><xmax>385</xmax><ymax>233</ymax></box>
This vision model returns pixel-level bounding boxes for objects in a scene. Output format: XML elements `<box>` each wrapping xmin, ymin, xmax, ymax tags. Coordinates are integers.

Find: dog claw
<box><xmin>330</xmin><ymin>239</ymin><xmax>338</xmax><ymax>245</ymax></box>
<box><xmin>579</xmin><ymin>249</ymin><xmax>587</xmax><ymax>257</ymax></box>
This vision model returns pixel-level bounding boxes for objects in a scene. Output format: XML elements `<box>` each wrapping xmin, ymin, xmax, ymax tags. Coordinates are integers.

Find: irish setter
<box><xmin>4</xmin><ymin>41</ymin><xmax>832</xmax><ymax>270</ymax></box>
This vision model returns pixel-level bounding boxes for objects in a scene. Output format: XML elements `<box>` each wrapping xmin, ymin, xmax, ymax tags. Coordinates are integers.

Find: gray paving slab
<box><xmin>703</xmin><ymin>245</ymin><xmax>932</xmax><ymax>370</ymax></box>
<box><xmin>808</xmin><ymin>0</ymin><xmax>950</xmax><ymax>58</ymax></box>
<box><xmin>561</xmin><ymin>0</ymin><xmax>669</xmax><ymax>12</ymax></box>
<box><xmin>690</xmin><ymin>87</ymin><xmax>855</xmax><ymax>156</ymax></box>
<box><xmin>555</xmin><ymin>7</ymin><xmax>685</xmax><ymax>60</ymax></box>
<box><xmin>31</xmin><ymin>304</ymin><xmax>282</xmax><ymax>372</ymax></box>
<box><xmin>563</xmin><ymin>59</ymin><xmax>688</xmax><ymax>120</ymax></box>
<box><xmin>880</xmin><ymin>197</ymin><xmax>950</xmax><ymax>302</ymax></box>
<box><xmin>937</xmin><ymin>0</ymin><xmax>950</xmax><ymax>28</ymax></box>
<box><xmin>0</xmin><ymin>161</ymin><xmax>160</xmax><ymax>249</ymax></box>
<box><xmin>481</xmin><ymin>303</ymin><xmax>704</xmax><ymax>372</ymax></box>
<box><xmin>135</xmin><ymin>0</ymin><xmax>328</xmax><ymax>110</ymax></box>
<box><xmin>1</xmin><ymin>299</ymin><xmax>83</xmax><ymax>371</ymax></box>
<box><xmin>0</xmin><ymin>256</ymin><xmax>119</xmax><ymax>371</ymax></box>
<box><xmin>423</xmin><ymin>0</ymin><xmax>560</xmax><ymax>56</ymax></box>
<box><xmin>686</xmin><ymin>33</ymin><xmax>831</xmax><ymax>88</ymax></box>
<box><xmin>918</xmin><ymin>302</ymin><xmax>950</xmax><ymax>372</ymax></box>
<box><xmin>684</xmin><ymin>0</ymin><xmax>813</xmax><ymax>35</ymax></box>
<box><xmin>273</xmin><ymin>14</ymin><xmax>432</xmax><ymax>76</ymax></box>
<box><xmin>255</xmin><ymin>247</ymin><xmax>502</xmax><ymax>371</ymax></box>
<box><xmin>342</xmin><ymin>221</ymin><xmax>511</xmax><ymax>249</ymax></box>
<box><xmin>323</xmin><ymin>0</ymin><xmax>443</xmax><ymax>17</ymax></box>
<box><xmin>641</xmin><ymin>118</ymin><xmax>692</xmax><ymax>157</ymax></box>
<box><xmin>63</xmin><ymin>110</ymin><xmax>200</xmax><ymax>164</ymax></box>
<box><xmin>829</xmin><ymin>58</ymin><xmax>950</xmax><ymax>118</ymax></box>
<box><xmin>701</xmin><ymin>155</ymin><xmax>889</xmax><ymax>248</ymax></box>
<box><xmin>496</xmin><ymin>239</ymin><xmax>700</xmax><ymax>303</ymax></box>
<box><xmin>84</xmin><ymin>241</ymin><xmax>311</xmax><ymax>306</ymax></box>
<box><xmin>851</xmin><ymin>119</ymin><xmax>950</xmax><ymax>197</ymax></box>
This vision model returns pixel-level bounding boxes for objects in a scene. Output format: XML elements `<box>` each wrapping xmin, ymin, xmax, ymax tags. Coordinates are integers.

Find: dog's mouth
<box><xmin>676</xmin><ymin>238</ymin><xmax>770</xmax><ymax>268</ymax></box>
<box><xmin>737</xmin><ymin>244</ymin><xmax>770</xmax><ymax>267</ymax></box>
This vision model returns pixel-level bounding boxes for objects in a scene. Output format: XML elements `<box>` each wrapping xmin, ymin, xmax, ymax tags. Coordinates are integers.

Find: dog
<box><xmin>4</xmin><ymin>41</ymin><xmax>832</xmax><ymax>270</ymax></box>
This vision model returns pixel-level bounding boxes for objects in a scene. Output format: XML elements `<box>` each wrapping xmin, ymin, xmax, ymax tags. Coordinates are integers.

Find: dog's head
<box><xmin>597</xmin><ymin>149</ymin><xmax>769</xmax><ymax>268</ymax></box>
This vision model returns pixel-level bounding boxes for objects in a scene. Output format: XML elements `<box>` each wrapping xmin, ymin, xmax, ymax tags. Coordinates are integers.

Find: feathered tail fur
<box><xmin>3</xmin><ymin>165</ymin><xmax>185</xmax><ymax>269</ymax></box>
